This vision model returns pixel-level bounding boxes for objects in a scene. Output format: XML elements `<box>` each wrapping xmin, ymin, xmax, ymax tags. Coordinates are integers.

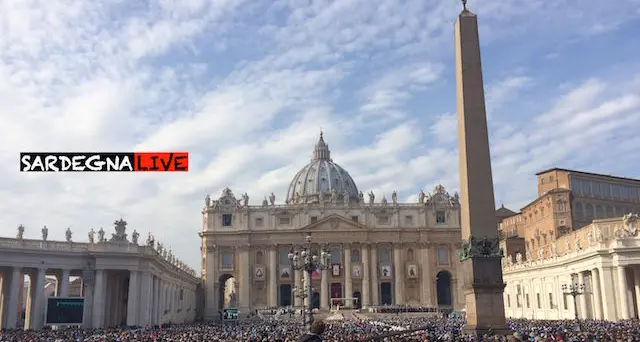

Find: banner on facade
<box><xmin>331</xmin><ymin>264</ymin><xmax>341</xmax><ymax>276</ymax></box>
<box><xmin>407</xmin><ymin>264</ymin><xmax>418</xmax><ymax>278</ymax></box>
<box><xmin>279</xmin><ymin>266</ymin><xmax>291</xmax><ymax>279</ymax></box>
<box><xmin>380</xmin><ymin>265</ymin><xmax>392</xmax><ymax>278</ymax></box>
<box><xmin>254</xmin><ymin>266</ymin><xmax>265</xmax><ymax>281</ymax></box>
<box><xmin>352</xmin><ymin>264</ymin><xmax>362</xmax><ymax>278</ymax></box>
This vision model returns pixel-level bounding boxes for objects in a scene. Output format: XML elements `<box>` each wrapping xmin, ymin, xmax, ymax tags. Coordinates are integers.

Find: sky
<box><xmin>1</xmin><ymin>0</ymin><xmax>639</xmax><ymax>271</ymax></box>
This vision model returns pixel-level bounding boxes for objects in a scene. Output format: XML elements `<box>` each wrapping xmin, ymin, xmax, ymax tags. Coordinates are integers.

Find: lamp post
<box><xmin>561</xmin><ymin>282</ymin><xmax>585</xmax><ymax>330</ymax></box>
<box><xmin>288</xmin><ymin>235</ymin><xmax>332</xmax><ymax>331</ymax></box>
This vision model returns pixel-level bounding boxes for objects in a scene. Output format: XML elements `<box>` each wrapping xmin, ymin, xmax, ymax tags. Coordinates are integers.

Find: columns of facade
<box><xmin>153</xmin><ymin>277</ymin><xmax>160</xmax><ymax>324</ymax></box>
<box><xmin>293</xmin><ymin>246</ymin><xmax>302</xmax><ymax>308</ymax></box>
<box><xmin>420</xmin><ymin>243</ymin><xmax>432</xmax><ymax>306</ymax></box>
<box><xmin>634</xmin><ymin>268</ymin><xmax>640</xmax><ymax>319</ymax></box>
<box><xmin>59</xmin><ymin>269</ymin><xmax>70</xmax><ymax>298</ymax></box>
<box><xmin>4</xmin><ymin>267</ymin><xmax>21</xmax><ymax>329</ymax></box>
<box><xmin>577</xmin><ymin>272</ymin><xmax>587</xmax><ymax>319</ymax></box>
<box><xmin>268</xmin><ymin>245</ymin><xmax>278</xmax><ymax>307</ymax></box>
<box><xmin>591</xmin><ymin>269</ymin><xmax>603</xmax><ymax>320</ymax></box>
<box><xmin>92</xmin><ymin>269</ymin><xmax>106</xmax><ymax>328</ymax></box>
<box><xmin>370</xmin><ymin>246</ymin><xmax>379</xmax><ymax>306</ymax></box>
<box><xmin>360</xmin><ymin>243</ymin><xmax>370</xmax><ymax>308</ymax></box>
<box><xmin>616</xmin><ymin>266</ymin><xmax>631</xmax><ymax>319</ymax></box>
<box><xmin>126</xmin><ymin>271</ymin><xmax>140</xmax><ymax>326</ymax></box>
<box><xmin>320</xmin><ymin>267</ymin><xmax>329</xmax><ymax>310</ymax></box>
<box><xmin>393</xmin><ymin>243</ymin><xmax>403</xmax><ymax>305</ymax></box>
<box><xmin>344</xmin><ymin>243</ymin><xmax>353</xmax><ymax>308</ymax></box>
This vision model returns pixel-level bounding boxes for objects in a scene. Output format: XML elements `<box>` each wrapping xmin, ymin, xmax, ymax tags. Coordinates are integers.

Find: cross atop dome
<box><xmin>313</xmin><ymin>131</ymin><xmax>332</xmax><ymax>161</ymax></box>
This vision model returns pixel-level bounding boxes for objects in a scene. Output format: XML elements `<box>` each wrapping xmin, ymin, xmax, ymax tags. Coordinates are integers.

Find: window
<box><xmin>352</xmin><ymin>249</ymin><xmax>360</xmax><ymax>263</ymax></box>
<box><xmin>379</xmin><ymin>247</ymin><xmax>390</xmax><ymax>264</ymax></box>
<box><xmin>279</xmin><ymin>247</ymin><xmax>290</xmax><ymax>265</ymax></box>
<box><xmin>606</xmin><ymin>205</ymin><xmax>614</xmax><ymax>217</ymax></box>
<box><xmin>540</xmin><ymin>177</ymin><xmax>545</xmax><ymax>184</ymax></box>
<box><xmin>377</xmin><ymin>216</ymin><xmax>390</xmax><ymax>225</ymax></box>
<box><xmin>351</xmin><ymin>216</ymin><xmax>359</xmax><ymax>222</ymax></box>
<box><xmin>222</xmin><ymin>214</ymin><xmax>232</xmax><ymax>226</ymax></box>
<box><xmin>585</xmin><ymin>204</ymin><xmax>594</xmax><ymax>220</ymax></box>
<box><xmin>525</xmin><ymin>294</ymin><xmax>530</xmax><ymax>308</ymax></box>
<box><xmin>330</xmin><ymin>247</ymin><xmax>341</xmax><ymax>264</ymax></box>
<box><xmin>536</xmin><ymin>293</ymin><xmax>541</xmax><ymax>309</ymax></box>
<box><xmin>507</xmin><ymin>294</ymin><xmax>511</xmax><ymax>307</ymax></box>
<box><xmin>255</xmin><ymin>217</ymin><xmax>264</xmax><ymax>227</ymax></box>
<box><xmin>548</xmin><ymin>293</ymin><xmax>554</xmax><ymax>309</ymax></box>
<box><xmin>612</xmin><ymin>184</ymin><xmax>620</xmax><ymax>198</ymax></box>
<box><xmin>404</xmin><ymin>215</ymin><xmax>413</xmax><ymax>225</ymax></box>
<box><xmin>517</xmin><ymin>295</ymin><xmax>521</xmax><ymax>308</ymax></box>
<box><xmin>222</xmin><ymin>252</ymin><xmax>233</xmax><ymax>269</ymax></box>
<box><xmin>310</xmin><ymin>216</ymin><xmax>318</xmax><ymax>223</ymax></box>
<box><xmin>256</xmin><ymin>251</ymin><xmax>264</xmax><ymax>264</ymax></box>
<box><xmin>278</xmin><ymin>217</ymin><xmax>290</xmax><ymax>225</ymax></box>
<box><xmin>556</xmin><ymin>200</ymin><xmax>565</xmax><ymax>212</ymax></box>
<box><xmin>601</xmin><ymin>183</ymin><xmax>611</xmax><ymax>197</ymax></box>
<box><xmin>592</xmin><ymin>181</ymin><xmax>601</xmax><ymax>196</ymax></box>
<box><xmin>437</xmin><ymin>247</ymin><xmax>449</xmax><ymax>265</ymax></box>
<box><xmin>563</xmin><ymin>294</ymin><xmax>568</xmax><ymax>310</ymax></box>
<box><xmin>436</xmin><ymin>211</ymin><xmax>446</xmax><ymax>224</ymax></box>
<box><xmin>180</xmin><ymin>289</ymin><xmax>184</xmax><ymax>300</ymax></box>
<box><xmin>574</xmin><ymin>202</ymin><xmax>584</xmax><ymax>218</ymax></box>
<box><xmin>595</xmin><ymin>205</ymin><xmax>604</xmax><ymax>218</ymax></box>
<box><xmin>549</xmin><ymin>176</ymin><xmax>554</xmax><ymax>182</ymax></box>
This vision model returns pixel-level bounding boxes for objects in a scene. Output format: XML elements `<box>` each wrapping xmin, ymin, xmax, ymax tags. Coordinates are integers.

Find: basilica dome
<box><xmin>285</xmin><ymin>133</ymin><xmax>360</xmax><ymax>204</ymax></box>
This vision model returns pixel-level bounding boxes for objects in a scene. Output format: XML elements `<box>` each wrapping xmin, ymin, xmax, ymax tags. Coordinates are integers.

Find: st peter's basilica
<box><xmin>200</xmin><ymin>133</ymin><xmax>464</xmax><ymax>320</ymax></box>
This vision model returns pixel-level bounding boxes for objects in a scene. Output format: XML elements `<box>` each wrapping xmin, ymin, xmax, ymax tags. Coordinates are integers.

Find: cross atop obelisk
<box><xmin>454</xmin><ymin>0</ymin><xmax>510</xmax><ymax>336</ymax></box>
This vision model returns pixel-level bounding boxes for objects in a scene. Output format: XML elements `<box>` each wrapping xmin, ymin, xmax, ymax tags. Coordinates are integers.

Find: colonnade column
<box><xmin>303</xmin><ymin>270</ymin><xmax>311</xmax><ymax>308</ymax></box>
<box><xmin>361</xmin><ymin>243</ymin><xmax>370</xmax><ymax>308</ymax></box>
<box><xmin>634</xmin><ymin>268</ymin><xmax>640</xmax><ymax>318</ymax></box>
<box><xmin>31</xmin><ymin>268</ymin><xmax>46</xmax><ymax>330</ymax></box>
<box><xmin>577</xmin><ymin>272</ymin><xmax>587</xmax><ymax>319</ymax></box>
<box><xmin>591</xmin><ymin>269</ymin><xmax>603</xmax><ymax>320</ymax></box>
<box><xmin>344</xmin><ymin>243</ymin><xmax>352</xmax><ymax>308</ymax></box>
<box><xmin>420</xmin><ymin>243</ymin><xmax>432</xmax><ymax>306</ymax></box>
<box><xmin>126</xmin><ymin>271</ymin><xmax>140</xmax><ymax>326</ymax></box>
<box><xmin>81</xmin><ymin>269</ymin><xmax>94</xmax><ymax>328</ymax></box>
<box><xmin>370</xmin><ymin>246</ymin><xmax>379</xmax><ymax>306</ymax></box>
<box><xmin>204</xmin><ymin>246</ymin><xmax>218</xmax><ymax>321</ymax></box>
<box><xmin>4</xmin><ymin>267</ymin><xmax>21</xmax><ymax>329</ymax></box>
<box><xmin>92</xmin><ymin>269</ymin><xmax>106</xmax><ymax>328</ymax></box>
<box><xmin>393</xmin><ymin>243</ymin><xmax>404</xmax><ymax>305</ymax></box>
<box><xmin>59</xmin><ymin>269</ymin><xmax>70</xmax><ymax>298</ymax></box>
<box><xmin>268</xmin><ymin>245</ymin><xmax>278</xmax><ymax>307</ymax></box>
<box><xmin>616</xmin><ymin>266</ymin><xmax>630</xmax><ymax>319</ymax></box>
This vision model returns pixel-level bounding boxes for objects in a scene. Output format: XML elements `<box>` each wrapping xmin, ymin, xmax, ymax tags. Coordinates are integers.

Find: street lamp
<box><xmin>288</xmin><ymin>234</ymin><xmax>332</xmax><ymax>331</ymax></box>
<box><xmin>561</xmin><ymin>282</ymin><xmax>585</xmax><ymax>330</ymax></box>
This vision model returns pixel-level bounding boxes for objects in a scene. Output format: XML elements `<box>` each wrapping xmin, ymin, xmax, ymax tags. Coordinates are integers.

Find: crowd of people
<box><xmin>1</xmin><ymin>315</ymin><xmax>640</xmax><ymax>341</ymax></box>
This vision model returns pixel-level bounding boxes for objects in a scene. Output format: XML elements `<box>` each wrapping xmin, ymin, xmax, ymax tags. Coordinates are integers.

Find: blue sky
<box><xmin>1</xmin><ymin>0</ymin><xmax>639</xmax><ymax>270</ymax></box>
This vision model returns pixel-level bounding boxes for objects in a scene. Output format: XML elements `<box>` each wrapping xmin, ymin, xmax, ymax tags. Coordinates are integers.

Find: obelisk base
<box><xmin>460</xmin><ymin>257</ymin><xmax>511</xmax><ymax>337</ymax></box>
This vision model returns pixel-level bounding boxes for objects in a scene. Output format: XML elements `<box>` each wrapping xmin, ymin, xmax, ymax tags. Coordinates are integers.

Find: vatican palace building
<box><xmin>200</xmin><ymin>134</ymin><xmax>465</xmax><ymax>319</ymax></box>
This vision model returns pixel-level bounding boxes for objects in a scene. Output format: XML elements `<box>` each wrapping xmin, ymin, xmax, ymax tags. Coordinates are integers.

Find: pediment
<box><xmin>298</xmin><ymin>214</ymin><xmax>367</xmax><ymax>232</ymax></box>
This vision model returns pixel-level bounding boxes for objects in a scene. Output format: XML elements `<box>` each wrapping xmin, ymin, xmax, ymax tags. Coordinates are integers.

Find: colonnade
<box><xmin>505</xmin><ymin>265</ymin><xmax>640</xmax><ymax>321</ymax></box>
<box><xmin>0</xmin><ymin>266</ymin><xmax>197</xmax><ymax>330</ymax></box>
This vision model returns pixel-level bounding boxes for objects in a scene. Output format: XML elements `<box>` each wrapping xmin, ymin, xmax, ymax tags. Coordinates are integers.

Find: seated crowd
<box><xmin>1</xmin><ymin>316</ymin><xmax>639</xmax><ymax>341</ymax></box>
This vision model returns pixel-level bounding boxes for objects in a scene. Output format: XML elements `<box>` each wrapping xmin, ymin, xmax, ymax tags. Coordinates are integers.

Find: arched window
<box><xmin>379</xmin><ymin>247</ymin><xmax>390</xmax><ymax>264</ymax></box>
<box><xmin>256</xmin><ymin>251</ymin><xmax>264</xmax><ymax>264</ymax></box>
<box><xmin>406</xmin><ymin>248</ymin><xmax>415</xmax><ymax>262</ymax></box>
<box><xmin>606</xmin><ymin>205</ymin><xmax>614</xmax><ymax>217</ymax></box>
<box><xmin>330</xmin><ymin>247</ymin><xmax>341</xmax><ymax>264</ymax></box>
<box><xmin>222</xmin><ymin>252</ymin><xmax>233</xmax><ymax>268</ymax></box>
<box><xmin>574</xmin><ymin>202</ymin><xmax>584</xmax><ymax>218</ymax></box>
<box><xmin>595</xmin><ymin>205</ymin><xmax>604</xmax><ymax>219</ymax></box>
<box><xmin>352</xmin><ymin>249</ymin><xmax>360</xmax><ymax>263</ymax></box>
<box><xmin>279</xmin><ymin>247</ymin><xmax>290</xmax><ymax>265</ymax></box>
<box><xmin>585</xmin><ymin>204</ymin><xmax>594</xmax><ymax>220</ymax></box>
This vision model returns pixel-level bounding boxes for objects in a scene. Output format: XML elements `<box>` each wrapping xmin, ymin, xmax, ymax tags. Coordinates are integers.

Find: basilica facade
<box><xmin>200</xmin><ymin>134</ymin><xmax>464</xmax><ymax>319</ymax></box>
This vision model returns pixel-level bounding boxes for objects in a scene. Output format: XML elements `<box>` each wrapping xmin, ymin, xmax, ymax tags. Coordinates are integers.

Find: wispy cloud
<box><xmin>1</xmin><ymin>0</ymin><xmax>639</xmax><ymax>269</ymax></box>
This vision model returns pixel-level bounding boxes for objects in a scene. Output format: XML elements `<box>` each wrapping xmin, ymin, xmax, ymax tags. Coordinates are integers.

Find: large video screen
<box><xmin>46</xmin><ymin>297</ymin><xmax>84</xmax><ymax>325</ymax></box>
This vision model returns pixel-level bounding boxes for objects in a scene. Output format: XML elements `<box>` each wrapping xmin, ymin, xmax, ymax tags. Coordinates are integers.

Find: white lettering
<box><xmin>86</xmin><ymin>155</ymin><xmax>103</xmax><ymax>171</ymax></box>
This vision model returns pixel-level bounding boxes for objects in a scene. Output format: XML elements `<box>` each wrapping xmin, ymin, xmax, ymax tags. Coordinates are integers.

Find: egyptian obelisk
<box><xmin>454</xmin><ymin>0</ymin><xmax>509</xmax><ymax>336</ymax></box>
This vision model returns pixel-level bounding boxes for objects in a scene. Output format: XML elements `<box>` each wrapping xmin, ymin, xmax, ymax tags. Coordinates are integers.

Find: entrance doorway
<box><xmin>330</xmin><ymin>283</ymin><xmax>343</xmax><ymax>306</ymax></box>
<box><xmin>353</xmin><ymin>291</ymin><xmax>362</xmax><ymax>309</ymax></box>
<box><xmin>436</xmin><ymin>270</ymin><xmax>452</xmax><ymax>308</ymax></box>
<box><xmin>218</xmin><ymin>274</ymin><xmax>235</xmax><ymax>310</ymax></box>
<box><xmin>279</xmin><ymin>284</ymin><xmax>292</xmax><ymax>307</ymax></box>
<box><xmin>380</xmin><ymin>282</ymin><xmax>392</xmax><ymax>305</ymax></box>
<box><xmin>312</xmin><ymin>292</ymin><xmax>320</xmax><ymax>309</ymax></box>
